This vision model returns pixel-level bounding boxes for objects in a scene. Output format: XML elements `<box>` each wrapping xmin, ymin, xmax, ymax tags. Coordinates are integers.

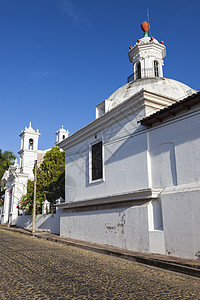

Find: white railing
<box><xmin>127</xmin><ymin>68</ymin><xmax>155</xmax><ymax>82</ymax></box>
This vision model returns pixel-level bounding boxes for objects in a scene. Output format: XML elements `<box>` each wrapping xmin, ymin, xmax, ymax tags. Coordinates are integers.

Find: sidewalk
<box><xmin>1</xmin><ymin>225</ymin><xmax>200</xmax><ymax>278</ymax></box>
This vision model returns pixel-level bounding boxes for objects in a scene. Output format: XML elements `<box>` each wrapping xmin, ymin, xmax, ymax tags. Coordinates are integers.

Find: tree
<box><xmin>19</xmin><ymin>147</ymin><xmax>65</xmax><ymax>214</ymax></box>
<box><xmin>0</xmin><ymin>149</ymin><xmax>16</xmax><ymax>205</ymax></box>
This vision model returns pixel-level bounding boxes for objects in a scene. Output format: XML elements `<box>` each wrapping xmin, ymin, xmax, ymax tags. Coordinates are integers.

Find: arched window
<box><xmin>29</xmin><ymin>139</ymin><xmax>34</xmax><ymax>150</ymax></box>
<box><xmin>136</xmin><ymin>62</ymin><xmax>141</xmax><ymax>79</ymax></box>
<box><xmin>62</xmin><ymin>135</ymin><xmax>65</xmax><ymax>140</ymax></box>
<box><xmin>154</xmin><ymin>61</ymin><xmax>159</xmax><ymax>77</ymax></box>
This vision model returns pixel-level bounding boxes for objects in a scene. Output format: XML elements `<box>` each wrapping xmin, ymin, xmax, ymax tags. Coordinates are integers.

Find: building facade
<box><xmin>57</xmin><ymin>22</ymin><xmax>200</xmax><ymax>259</ymax></box>
<box><xmin>1</xmin><ymin>123</ymin><xmax>68</xmax><ymax>225</ymax></box>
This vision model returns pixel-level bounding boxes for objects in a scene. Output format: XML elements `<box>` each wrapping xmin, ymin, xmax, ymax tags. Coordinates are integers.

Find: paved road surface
<box><xmin>0</xmin><ymin>229</ymin><xmax>200</xmax><ymax>299</ymax></box>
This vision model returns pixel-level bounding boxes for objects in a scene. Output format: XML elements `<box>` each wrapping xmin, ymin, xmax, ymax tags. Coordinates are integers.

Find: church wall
<box><xmin>60</xmin><ymin>202</ymin><xmax>150</xmax><ymax>252</ymax></box>
<box><xmin>65</xmin><ymin>108</ymin><xmax>149</xmax><ymax>204</ymax></box>
<box><xmin>58</xmin><ymin>20</ymin><xmax>200</xmax><ymax>259</ymax></box>
<box><xmin>147</xmin><ymin>105</ymin><xmax>200</xmax><ymax>259</ymax></box>
<box><xmin>161</xmin><ymin>184</ymin><xmax>200</xmax><ymax>259</ymax></box>
<box><xmin>16</xmin><ymin>209</ymin><xmax>61</xmax><ymax>235</ymax></box>
<box><xmin>148</xmin><ymin>106</ymin><xmax>200</xmax><ymax>187</ymax></box>
<box><xmin>21</xmin><ymin>151</ymin><xmax>37</xmax><ymax>179</ymax></box>
<box><xmin>61</xmin><ymin>101</ymin><xmax>200</xmax><ymax>259</ymax></box>
<box><xmin>61</xmin><ymin>107</ymin><xmax>155</xmax><ymax>254</ymax></box>
<box><xmin>9</xmin><ymin>177</ymin><xmax>28</xmax><ymax>225</ymax></box>
<box><xmin>2</xmin><ymin>186</ymin><xmax>12</xmax><ymax>224</ymax></box>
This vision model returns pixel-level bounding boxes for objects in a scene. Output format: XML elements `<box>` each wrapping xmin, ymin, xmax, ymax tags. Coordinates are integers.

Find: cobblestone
<box><xmin>0</xmin><ymin>228</ymin><xmax>200</xmax><ymax>299</ymax></box>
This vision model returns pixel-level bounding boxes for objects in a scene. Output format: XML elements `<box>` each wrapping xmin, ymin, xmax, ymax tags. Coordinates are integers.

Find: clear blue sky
<box><xmin>1</xmin><ymin>0</ymin><xmax>200</xmax><ymax>157</ymax></box>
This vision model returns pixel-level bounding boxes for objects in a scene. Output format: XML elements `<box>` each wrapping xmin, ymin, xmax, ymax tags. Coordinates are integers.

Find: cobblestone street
<box><xmin>0</xmin><ymin>229</ymin><xmax>200</xmax><ymax>299</ymax></box>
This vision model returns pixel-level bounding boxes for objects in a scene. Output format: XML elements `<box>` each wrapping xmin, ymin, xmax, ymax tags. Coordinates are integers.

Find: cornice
<box><xmin>129</xmin><ymin>42</ymin><xmax>166</xmax><ymax>62</ymax></box>
<box><xmin>57</xmin><ymin>188</ymin><xmax>163</xmax><ymax>209</ymax></box>
<box><xmin>18</xmin><ymin>149</ymin><xmax>38</xmax><ymax>155</ymax></box>
<box><xmin>19</xmin><ymin>131</ymin><xmax>40</xmax><ymax>137</ymax></box>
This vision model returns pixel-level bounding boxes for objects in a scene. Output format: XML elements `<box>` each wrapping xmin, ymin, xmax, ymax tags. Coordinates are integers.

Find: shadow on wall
<box><xmin>150</xmin><ymin>142</ymin><xmax>178</xmax><ymax>187</ymax></box>
<box><xmin>15</xmin><ymin>210</ymin><xmax>61</xmax><ymax>235</ymax></box>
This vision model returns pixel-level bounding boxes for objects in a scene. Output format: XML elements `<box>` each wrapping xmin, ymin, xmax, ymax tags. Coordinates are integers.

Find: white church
<box><xmin>1</xmin><ymin>123</ymin><xmax>68</xmax><ymax>225</ymax></box>
<box><xmin>57</xmin><ymin>21</ymin><xmax>200</xmax><ymax>259</ymax></box>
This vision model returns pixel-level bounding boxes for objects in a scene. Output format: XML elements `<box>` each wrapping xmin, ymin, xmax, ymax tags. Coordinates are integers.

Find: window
<box><xmin>62</xmin><ymin>135</ymin><xmax>65</xmax><ymax>140</ymax></box>
<box><xmin>29</xmin><ymin>139</ymin><xmax>34</xmax><ymax>150</ymax></box>
<box><xmin>91</xmin><ymin>141</ymin><xmax>103</xmax><ymax>181</ymax></box>
<box><xmin>136</xmin><ymin>62</ymin><xmax>141</xmax><ymax>79</ymax></box>
<box><xmin>154</xmin><ymin>61</ymin><xmax>159</xmax><ymax>77</ymax></box>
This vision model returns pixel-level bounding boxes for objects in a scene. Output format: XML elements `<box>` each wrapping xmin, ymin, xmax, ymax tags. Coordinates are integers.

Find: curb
<box><xmin>1</xmin><ymin>226</ymin><xmax>200</xmax><ymax>279</ymax></box>
<box><xmin>34</xmin><ymin>234</ymin><xmax>200</xmax><ymax>279</ymax></box>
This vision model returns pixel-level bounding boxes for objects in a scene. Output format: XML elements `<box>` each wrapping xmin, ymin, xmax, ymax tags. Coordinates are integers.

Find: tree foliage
<box><xmin>19</xmin><ymin>147</ymin><xmax>65</xmax><ymax>214</ymax></box>
<box><xmin>0</xmin><ymin>149</ymin><xmax>16</xmax><ymax>204</ymax></box>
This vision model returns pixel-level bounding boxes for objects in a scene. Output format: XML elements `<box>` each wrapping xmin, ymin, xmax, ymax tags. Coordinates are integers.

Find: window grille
<box><xmin>91</xmin><ymin>141</ymin><xmax>102</xmax><ymax>181</ymax></box>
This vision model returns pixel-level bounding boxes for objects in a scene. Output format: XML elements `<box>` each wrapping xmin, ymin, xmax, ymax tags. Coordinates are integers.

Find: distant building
<box><xmin>57</xmin><ymin>22</ymin><xmax>200</xmax><ymax>259</ymax></box>
<box><xmin>1</xmin><ymin>123</ymin><xmax>68</xmax><ymax>225</ymax></box>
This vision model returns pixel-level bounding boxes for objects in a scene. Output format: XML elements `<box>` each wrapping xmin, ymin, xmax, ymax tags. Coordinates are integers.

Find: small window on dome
<box><xmin>154</xmin><ymin>61</ymin><xmax>159</xmax><ymax>77</ymax></box>
<box><xmin>29</xmin><ymin>139</ymin><xmax>34</xmax><ymax>150</ymax></box>
<box><xmin>136</xmin><ymin>62</ymin><xmax>141</xmax><ymax>79</ymax></box>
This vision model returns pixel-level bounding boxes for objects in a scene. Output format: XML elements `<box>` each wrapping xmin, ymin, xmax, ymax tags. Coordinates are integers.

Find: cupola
<box><xmin>19</xmin><ymin>122</ymin><xmax>40</xmax><ymax>151</ymax></box>
<box><xmin>128</xmin><ymin>21</ymin><xmax>166</xmax><ymax>82</ymax></box>
<box><xmin>55</xmin><ymin>126</ymin><xmax>69</xmax><ymax>145</ymax></box>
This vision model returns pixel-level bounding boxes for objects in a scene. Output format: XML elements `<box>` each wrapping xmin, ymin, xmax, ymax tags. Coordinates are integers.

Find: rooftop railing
<box><xmin>127</xmin><ymin>68</ymin><xmax>156</xmax><ymax>83</ymax></box>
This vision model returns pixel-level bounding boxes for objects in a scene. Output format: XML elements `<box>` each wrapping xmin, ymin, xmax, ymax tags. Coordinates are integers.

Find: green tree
<box><xmin>20</xmin><ymin>147</ymin><xmax>65</xmax><ymax>214</ymax></box>
<box><xmin>0</xmin><ymin>149</ymin><xmax>16</xmax><ymax>205</ymax></box>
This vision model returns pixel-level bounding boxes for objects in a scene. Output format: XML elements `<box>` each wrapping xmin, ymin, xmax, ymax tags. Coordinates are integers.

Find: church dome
<box><xmin>106</xmin><ymin>77</ymin><xmax>196</xmax><ymax>110</ymax></box>
<box><xmin>95</xmin><ymin>22</ymin><xmax>197</xmax><ymax>116</ymax></box>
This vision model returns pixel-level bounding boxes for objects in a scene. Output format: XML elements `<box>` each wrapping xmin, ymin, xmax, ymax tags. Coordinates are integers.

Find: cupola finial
<box><xmin>141</xmin><ymin>21</ymin><xmax>150</xmax><ymax>37</ymax></box>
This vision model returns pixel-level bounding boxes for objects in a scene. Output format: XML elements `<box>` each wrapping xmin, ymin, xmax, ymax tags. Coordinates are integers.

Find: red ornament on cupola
<box><xmin>141</xmin><ymin>21</ymin><xmax>150</xmax><ymax>36</ymax></box>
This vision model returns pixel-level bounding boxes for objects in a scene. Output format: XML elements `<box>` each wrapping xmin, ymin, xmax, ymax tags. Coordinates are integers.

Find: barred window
<box><xmin>91</xmin><ymin>141</ymin><xmax>102</xmax><ymax>181</ymax></box>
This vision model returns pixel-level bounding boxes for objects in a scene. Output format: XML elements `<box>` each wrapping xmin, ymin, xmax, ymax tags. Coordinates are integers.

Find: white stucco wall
<box><xmin>60</xmin><ymin>202</ymin><xmax>150</xmax><ymax>252</ymax></box>
<box><xmin>9</xmin><ymin>175</ymin><xmax>28</xmax><ymax>225</ymax></box>
<box><xmin>65</xmin><ymin>108</ymin><xmax>150</xmax><ymax>203</ymax></box>
<box><xmin>148</xmin><ymin>106</ymin><xmax>200</xmax><ymax>187</ymax></box>
<box><xmin>1</xmin><ymin>170</ymin><xmax>28</xmax><ymax>225</ymax></box>
<box><xmin>60</xmin><ymin>96</ymin><xmax>200</xmax><ymax>259</ymax></box>
<box><xmin>161</xmin><ymin>183</ymin><xmax>200</xmax><ymax>259</ymax></box>
<box><xmin>16</xmin><ymin>209</ymin><xmax>61</xmax><ymax>235</ymax></box>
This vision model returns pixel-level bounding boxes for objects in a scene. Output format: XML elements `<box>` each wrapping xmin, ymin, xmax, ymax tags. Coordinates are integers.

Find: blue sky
<box><xmin>0</xmin><ymin>0</ymin><xmax>200</xmax><ymax>157</ymax></box>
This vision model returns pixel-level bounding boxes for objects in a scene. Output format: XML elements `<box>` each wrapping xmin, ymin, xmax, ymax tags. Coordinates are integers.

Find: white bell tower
<box><xmin>55</xmin><ymin>126</ymin><xmax>69</xmax><ymax>145</ymax></box>
<box><xmin>18</xmin><ymin>122</ymin><xmax>40</xmax><ymax>179</ymax></box>
<box><xmin>128</xmin><ymin>21</ymin><xmax>166</xmax><ymax>81</ymax></box>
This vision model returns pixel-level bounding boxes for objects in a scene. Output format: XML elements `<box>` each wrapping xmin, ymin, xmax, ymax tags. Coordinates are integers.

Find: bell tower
<box><xmin>18</xmin><ymin>122</ymin><xmax>40</xmax><ymax>179</ymax></box>
<box><xmin>55</xmin><ymin>126</ymin><xmax>69</xmax><ymax>145</ymax></box>
<box><xmin>128</xmin><ymin>21</ymin><xmax>166</xmax><ymax>81</ymax></box>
